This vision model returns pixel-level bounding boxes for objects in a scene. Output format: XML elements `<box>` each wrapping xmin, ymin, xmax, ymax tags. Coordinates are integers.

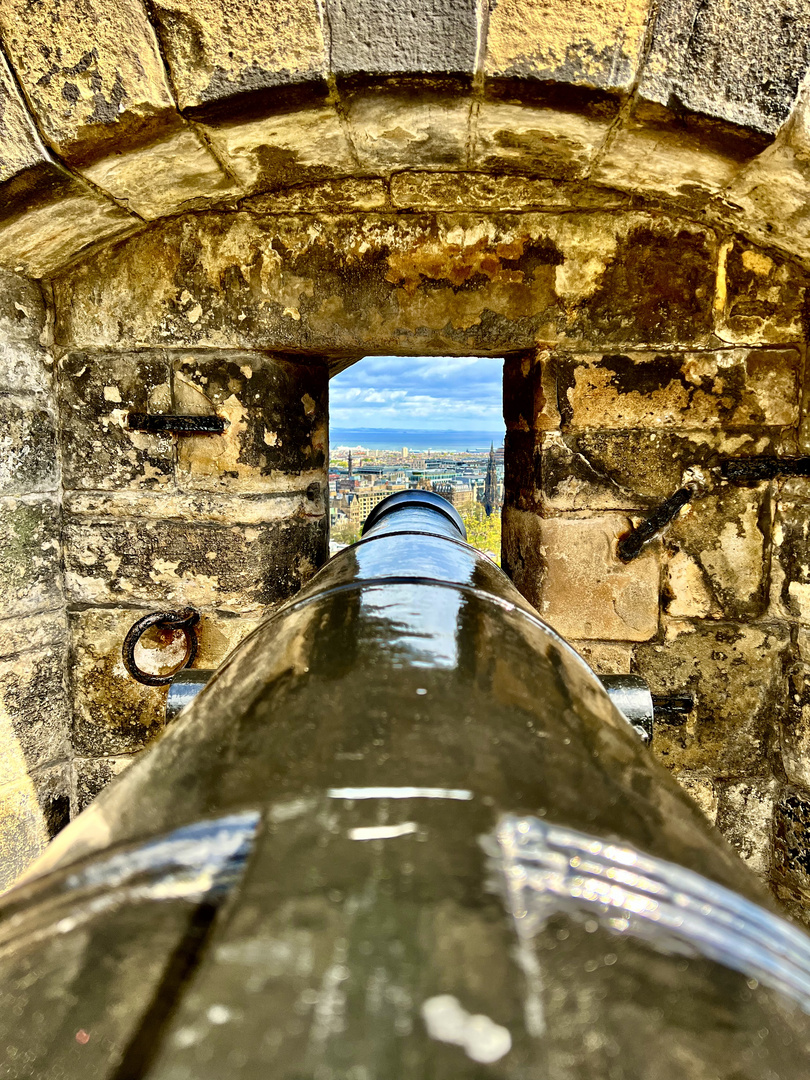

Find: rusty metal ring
<box><xmin>122</xmin><ymin>607</ymin><xmax>200</xmax><ymax>687</ymax></box>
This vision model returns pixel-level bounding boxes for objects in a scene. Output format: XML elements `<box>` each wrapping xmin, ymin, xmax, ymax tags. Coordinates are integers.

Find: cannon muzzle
<box><xmin>3</xmin><ymin>491</ymin><xmax>810</xmax><ymax>1078</ymax></box>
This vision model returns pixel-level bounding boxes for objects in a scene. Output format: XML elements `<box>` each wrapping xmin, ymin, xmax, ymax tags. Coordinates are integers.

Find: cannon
<box><xmin>2</xmin><ymin>490</ymin><xmax>810</xmax><ymax>1079</ymax></box>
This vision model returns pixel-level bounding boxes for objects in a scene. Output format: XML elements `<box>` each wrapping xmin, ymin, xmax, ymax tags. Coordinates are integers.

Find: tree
<box><xmin>459</xmin><ymin>503</ymin><xmax>501</xmax><ymax>565</ymax></box>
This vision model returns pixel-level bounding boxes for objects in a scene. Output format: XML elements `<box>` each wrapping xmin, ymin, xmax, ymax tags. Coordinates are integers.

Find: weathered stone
<box><xmin>202</xmin><ymin>106</ymin><xmax>357</xmax><ymax>194</ymax></box>
<box><xmin>389</xmin><ymin>172</ymin><xmax>631</xmax><ymax>211</ymax></box>
<box><xmin>781</xmin><ymin>664</ymin><xmax>810</xmax><ymax>790</ymax></box>
<box><xmin>0</xmin><ymin>610</ymin><xmax>66</xmax><ymax>663</ymax></box>
<box><xmin>635</xmin><ymin>621</ymin><xmax>790</xmax><ymax>777</ymax></box>
<box><xmin>65</xmin><ymin>486</ymin><xmax>326</xmax><ymax>523</ymax></box>
<box><xmin>244</xmin><ymin>178</ymin><xmax>388</xmax><ymax>214</ymax></box>
<box><xmin>501</xmin><ymin>505</ymin><xmax>545</xmax><ymax>609</ymax></box>
<box><xmin>0</xmin><ymin>496</ymin><xmax>62</xmax><ymax>618</ymax></box>
<box><xmin>0</xmin><ymin>50</ymin><xmax>46</xmax><ymax>184</ymax></box>
<box><xmin>663</xmin><ymin>550</ymin><xmax>719</xmax><ymax>620</ymax></box>
<box><xmin>82</xmin><ymin>128</ymin><xmax>236</xmax><ymax>219</ymax></box>
<box><xmin>715</xmin><ymin>239</ymin><xmax>807</xmax><ymax>346</ymax></box>
<box><xmin>0</xmin><ymin>778</ymin><xmax>49</xmax><ymax>894</ymax></box>
<box><xmin>473</xmin><ymin>99</ymin><xmax>613</xmax><ymax>180</ymax></box>
<box><xmin>64</xmin><ymin>512</ymin><xmax>326</xmax><ymax>612</ymax></box>
<box><xmin>675</xmin><ymin>772</ymin><xmax>719</xmax><ymax>826</ymax></box>
<box><xmin>528</xmin><ymin>513</ymin><xmax>660</xmax><ymax>641</ymax></box>
<box><xmin>53</xmin><ymin>210</ymin><xmax>718</xmax><ymax>353</ymax></box>
<box><xmin>0</xmin><ymin>341</ymin><xmax>53</xmax><ymax>397</ymax></box>
<box><xmin>329</xmin><ymin>0</ymin><xmax>478</xmax><ymax>75</ymax></box>
<box><xmin>0</xmin><ymin>396</ymin><xmax>57</xmax><ymax>495</ymax></box>
<box><xmin>0</xmin><ymin>270</ymin><xmax>45</xmax><ymax>347</ymax></box>
<box><xmin>664</xmin><ymin>485</ymin><xmax>771</xmax><ymax>620</ymax></box>
<box><xmin>149</xmin><ymin>0</ymin><xmax>326</xmax><ymax>110</ymax></box>
<box><xmin>552</xmin><ymin>429</ymin><xmax>793</xmax><ymax>505</ymax></box>
<box><xmin>503</xmin><ymin>350</ymin><xmax>560</xmax><ymax>434</ymax></box>
<box><xmin>592</xmin><ymin>102</ymin><xmax>749</xmax><ymax>204</ymax></box>
<box><xmin>343</xmin><ymin>84</ymin><xmax>471</xmax><ymax>171</ymax></box>
<box><xmin>485</xmin><ymin>0</ymin><xmax>651</xmax><ymax>91</ymax></box>
<box><xmin>59</xmin><ymin>350</ymin><xmax>172</xmax><ymax>492</ymax></box>
<box><xmin>558</xmin><ymin>349</ymin><xmax>800</xmax><ymax>430</ymax></box>
<box><xmin>573</xmin><ymin>640</ymin><xmax>632</xmax><ymax>674</ymax></box>
<box><xmin>0</xmin><ymin>0</ymin><xmax>175</xmax><ymax>162</ymax></box>
<box><xmin>638</xmin><ymin>0</ymin><xmax>810</xmax><ymax>137</ymax></box>
<box><xmin>31</xmin><ymin>763</ymin><xmax>72</xmax><ymax>839</ymax></box>
<box><xmin>0</xmin><ymin>645</ymin><xmax>70</xmax><ymax>773</ymax></box>
<box><xmin>773</xmin><ymin>788</ymin><xmax>810</xmax><ymax>910</ymax></box>
<box><xmin>771</xmin><ymin>495</ymin><xmax>810</xmax><ymax>622</ymax></box>
<box><xmin>74</xmin><ymin>754</ymin><xmax>137</xmax><ymax>813</ymax></box>
<box><xmin>0</xmin><ymin>166</ymin><xmax>137</xmax><ymax>277</ymax></box>
<box><xmin>715</xmin><ymin>779</ymin><xmax>777</xmax><ymax>879</ymax></box>
<box><xmin>173</xmin><ymin>352</ymin><xmax>327</xmax><ymax>493</ymax></box>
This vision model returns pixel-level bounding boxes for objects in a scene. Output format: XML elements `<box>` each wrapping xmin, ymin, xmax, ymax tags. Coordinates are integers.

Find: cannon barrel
<box><xmin>3</xmin><ymin>490</ymin><xmax>810</xmax><ymax>1078</ymax></box>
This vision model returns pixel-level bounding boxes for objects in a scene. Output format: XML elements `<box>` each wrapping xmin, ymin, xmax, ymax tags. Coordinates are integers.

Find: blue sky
<box><xmin>330</xmin><ymin>356</ymin><xmax>504</xmax><ymax>431</ymax></box>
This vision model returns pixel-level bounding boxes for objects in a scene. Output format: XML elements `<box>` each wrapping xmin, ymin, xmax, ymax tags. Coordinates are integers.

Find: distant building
<box><xmin>483</xmin><ymin>443</ymin><xmax>499</xmax><ymax>516</ymax></box>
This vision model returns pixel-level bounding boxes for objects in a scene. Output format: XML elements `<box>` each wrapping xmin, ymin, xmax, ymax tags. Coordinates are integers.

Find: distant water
<box><xmin>331</xmin><ymin>428</ymin><xmax>505</xmax><ymax>452</ymax></box>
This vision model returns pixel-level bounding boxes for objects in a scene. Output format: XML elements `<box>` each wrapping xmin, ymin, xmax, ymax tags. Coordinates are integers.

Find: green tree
<box><xmin>459</xmin><ymin>503</ymin><xmax>501</xmax><ymax>565</ymax></box>
<box><xmin>331</xmin><ymin>519</ymin><xmax>361</xmax><ymax>545</ymax></box>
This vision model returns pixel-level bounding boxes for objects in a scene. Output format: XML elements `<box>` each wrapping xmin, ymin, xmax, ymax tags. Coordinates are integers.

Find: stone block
<box><xmin>485</xmin><ymin>0</ymin><xmax>651</xmax><ymax>91</ymax></box>
<box><xmin>0</xmin><ymin>341</ymin><xmax>53</xmax><ymax>397</ymax></box>
<box><xmin>591</xmin><ymin>104</ymin><xmax>747</xmax><ymax>204</ymax></box>
<box><xmin>780</xmin><ymin>663</ymin><xmax>810</xmax><ymax>792</ymax></box>
<box><xmin>388</xmin><ymin>172</ymin><xmax>631</xmax><ymax>212</ymax></box>
<box><xmin>773</xmin><ymin>788</ymin><xmax>810</xmax><ymax>903</ymax></box>
<box><xmin>31</xmin><ymin>763</ymin><xmax>72</xmax><ymax>839</ymax></box>
<box><xmin>81</xmin><ymin>127</ymin><xmax>236</xmax><ymax>219</ymax></box>
<box><xmin>0</xmin><ymin>51</ymin><xmax>46</xmax><ymax>185</ymax></box>
<box><xmin>534</xmin><ymin>513</ymin><xmax>661</xmax><ymax>641</ymax></box>
<box><xmin>635</xmin><ymin>621</ymin><xmax>790</xmax><ymax>778</ymax></box>
<box><xmin>148</xmin><ymin>0</ymin><xmax>326</xmax><ymax>110</ymax></box>
<box><xmin>473</xmin><ymin>99</ymin><xmax>612</xmax><ymax>180</ymax></box>
<box><xmin>70</xmin><ymin>607</ymin><xmax>264</xmax><ymax>757</ymax></box>
<box><xmin>0</xmin><ymin>165</ymin><xmax>137</xmax><ymax>278</ymax></box>
<box><xmin>0</xmin><ymin>778</ymin><xmax>49</xmax><ymax>894</ymax></box>
<box><xmin>558</xmin><ymin>349</ymin><xmax>800</xmax><ymax>430</ymax></box>
<box><xmin>65</xmin><ymin>486</ymin><xmax>327</xmax><ymax>524</ymax></box>
<box><xmin>503</xmin><ymin>350</ymin><xmax>560</xmax><ymax>433</ymax></box>
<box><xmin>715</xmin><ymin>240</ymin><xmax>807</xmax><ymax>346</ymax></box>
<box><xmin>0</xmin><ymin>396</ymin><xmax>57</xmax><ymax>495</ymax></box>
<box><xmin>638</xmin><ymin>0</ymin><xmax>809</xmax><ymax>137</ymax></box>
<box><xmin>0</xmin><ymin>495</ymin><xmax>62</xmax><ymax>619</ymax></box>
<box><xmin>173</xmin><ymin>352</ymin><xmax>327</xmax><ymax>493</ymax></box>
<box><xmin>0</xmin><ymin>645</ymin><xmax>70</xmax><ymax>775</ymax></box>
<box><xmin>0</xmin><ymin>610</ymin><xmax>67</xmax><ymax>663</ymax></box>
<box><xmin>771</xmin><ymin>496</ymin><xmax>810</xmax><ymax>622</ymax></box>
<box><xmin>665</xmin><ymin>485</ymin><xmax>771</xmax><ymax>620</ymax></box>
<box><xmin>573</xmin><ymin>641</ymin><xmax>633</xmax><ymax>675</ymax></box>
<box><xmin>64</xmin><ymin>511</ymin><xmax>326</xmax><ymax>612</ymax></box>
<box><xmin>674</xmin><ymin>773</ymin><xmax>718</xmax><ymax>826</ymax></box>
<box><xmin>501</xmin><ymin>505</ymin><xmax>546</xmax><ymax>610</ymax></box>
<box><xmin>203</xmin><ymin>106</ymin><xmax>357</xmax><ymax>194</ymax></box>
<box><xmin>328</xmin><ymin>0</ymin><xmax>478</xmax><ymax>76</ymax></box>
<box><xmin>0</xmin><ymin>0</ymin><xmax>174</xmax><ymax>162</ymax></box>
<box><xmin>343</xmin><ymin>84</ymin><xmax>471</xmax><ymax>171</ymax></box>
<box><xmin>245</xmin><ymin>178</ymin><xmax>388</xmax><ymax>214</ymax></box>
<box><xmin>74</xmin><ymin>754</ymin><xmax>137</xmax><ymax>813</ymax></box>
<box><xmin>552</xmin><ymin>429</ymin><xmax>792</xmax><ymax>506</ymax></box>
<box><xmin>715</xmin><ymin>779</ymin><xmax>777</xmax><ymax>879</ymax></box>
<box><xmin>0</xmin><ymin>269</ymin><xmax>45</xmax><ymax>346</ymax></box>
<box><xmin>58</xmin><ymin>350</ymin><xmax>173</xmax><ymax>492</ymax></box>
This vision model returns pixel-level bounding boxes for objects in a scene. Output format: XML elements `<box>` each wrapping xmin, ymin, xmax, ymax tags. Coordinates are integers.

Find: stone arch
<box><xmin>2</xmin><ymin>1</ymin><xmax>810</xmax><ymax>914</ymax></box>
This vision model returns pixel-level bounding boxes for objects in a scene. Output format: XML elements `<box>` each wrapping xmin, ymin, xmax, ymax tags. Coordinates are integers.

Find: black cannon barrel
<box><xmin>3</xmin><ymin>491</ymin><xmax>810</xmax><ymax>1078</ymax></box>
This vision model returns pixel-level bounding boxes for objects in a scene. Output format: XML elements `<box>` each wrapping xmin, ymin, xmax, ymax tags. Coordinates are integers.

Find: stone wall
<box><xmin>0</xmin><ymin>270</ymin><xmax>70</xmax><ymax>888</ymax></box>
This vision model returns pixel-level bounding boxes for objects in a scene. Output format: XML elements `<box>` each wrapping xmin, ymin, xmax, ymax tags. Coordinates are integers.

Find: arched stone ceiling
<box><xmin>1</xmin><ymin>0</ymin><xmax>810</xmax><ymax>277</ymax></box>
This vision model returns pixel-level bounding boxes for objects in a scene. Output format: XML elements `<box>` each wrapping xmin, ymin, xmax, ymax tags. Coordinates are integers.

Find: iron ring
<box><xmin>122</xmin><ymin>607</ymin><xmax>200</xmax><ymax>687</ymax></box>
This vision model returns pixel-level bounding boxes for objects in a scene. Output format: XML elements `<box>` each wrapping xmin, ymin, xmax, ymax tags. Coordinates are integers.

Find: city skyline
<box><xmin>330</xmin><ymin>355</ymin><xmax>505</xmax><ymax>432</ymax></box>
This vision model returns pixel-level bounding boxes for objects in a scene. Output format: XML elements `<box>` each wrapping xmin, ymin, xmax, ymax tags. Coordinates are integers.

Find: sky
<box><xmin>329</xmin><ymin>356</ymin><xmax>504</xmax><ymax>431</ymax></box>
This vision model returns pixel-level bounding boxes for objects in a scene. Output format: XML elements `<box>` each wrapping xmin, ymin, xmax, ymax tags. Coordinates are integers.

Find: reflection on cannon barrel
<box><xmin>3</xmin><ymin>490</ymin><xmax>810</xmax><ymax>1079</ymax></box>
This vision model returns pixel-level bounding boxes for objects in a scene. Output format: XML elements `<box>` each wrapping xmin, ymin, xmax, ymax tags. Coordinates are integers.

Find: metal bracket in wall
<box><xmin>122</xmin><ymin>607</ymin><xmax>201</xmax><ymax>687</ymax></box>
<box><xmin>127</xmin><ymin>413</ymin><xmax>227</xmax><ymax>435</ymax></box>
<box><xmin>720</xmin><ymin>456</ymin><xmax>810</xmax><ymax>485</ymax></box>
<box><xmin>599</xmin><ymin>675</ymin><xmax>694</xmax><ymax>745</ymax></box>
<box><xmin>616</xmin><ymin>484</ymin><xmax>699</xmax><ymax>562</ymax></box>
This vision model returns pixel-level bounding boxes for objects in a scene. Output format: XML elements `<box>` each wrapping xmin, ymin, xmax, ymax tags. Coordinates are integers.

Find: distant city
<box><xmin>329</xmin><ymin>435</ymin><xmax>505</xmax><ymax>559</ymax></box>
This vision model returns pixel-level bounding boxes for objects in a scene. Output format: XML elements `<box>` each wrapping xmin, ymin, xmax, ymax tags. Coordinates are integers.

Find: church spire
<box><xmin>483</xmin><ymin>442</ymin><xmax>498</xmax><ymax>517</ymax></box>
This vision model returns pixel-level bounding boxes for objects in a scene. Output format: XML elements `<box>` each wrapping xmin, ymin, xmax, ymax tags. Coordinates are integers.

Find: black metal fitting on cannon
<box><xmin>651</xmin><ymin>693</ymin><xmax>694</xmax><ymax>724</ymax></box>
<box><xmin>122</xmin><ymin>607</ymin><xmax>201</xmax><ymax>686</ymax></box>
<box><xmin>127</xmin><ymin>413</ymin><xmax>228</xmax><ymax>435</ymax></box>
<box><xmin>616</xmin><ymin>485</ymin><xmax>698</xmax><ymax>563</ymax></box>
<box><xmin>720</xmin><ymin>456</ymin><xmax>810</xmax><ymax>486</ymax></box>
